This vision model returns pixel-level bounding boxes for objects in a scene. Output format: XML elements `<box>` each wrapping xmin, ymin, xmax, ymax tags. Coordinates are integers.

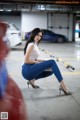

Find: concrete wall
<box><xmin>0</xmin><ymin>12</ymin><xmax>74</xmax><ymax>41</ymax></box>
<box><xmin>46</xmin><ymin>13</ymin><xmax>73</xmax><ymax>41</ymax></box>
<box><xmin>0</xmin><ymin>15</ymin><xmax>21</xmax><ymax>30</ymax></box>
<box><xmin>21</xmin><ymin>12</ymin><xmax>47</xmax><ymax>32</ymax></box>
<box><xmin>21</xmin><ymin>12</ymin><xmax>73</xmax><ymax>41</ymax></box>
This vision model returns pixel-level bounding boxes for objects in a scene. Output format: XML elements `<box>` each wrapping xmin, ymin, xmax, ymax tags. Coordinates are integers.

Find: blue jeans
<box><xmin>22</xmin><ymin>59</ymin><xmax>63</xmax><ymax>82</ymax></box>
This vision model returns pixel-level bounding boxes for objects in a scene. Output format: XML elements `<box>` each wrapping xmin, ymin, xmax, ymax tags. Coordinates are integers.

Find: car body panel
<box><xmin>6</xmin><ymin>23</ymin><xmax>22</xmax><ymax>47</ymax></box>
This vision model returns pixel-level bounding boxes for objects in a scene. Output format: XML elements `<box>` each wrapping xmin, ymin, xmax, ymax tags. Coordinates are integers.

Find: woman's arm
<box><xmin>36</xmin><ymin>59</ymin><xmax>46</xmax><ymax>62</ymax></box>
<box><xmin>24</xmin><ymin>44</ymin><xmax>39</xmax><ymax>64</ymax></box>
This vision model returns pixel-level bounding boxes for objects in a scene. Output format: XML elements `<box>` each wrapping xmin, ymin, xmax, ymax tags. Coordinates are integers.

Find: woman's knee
<box><xmin>49</xmin><ymin>59</ymin><xmax>56</xmax><ymax>64</ymax></box>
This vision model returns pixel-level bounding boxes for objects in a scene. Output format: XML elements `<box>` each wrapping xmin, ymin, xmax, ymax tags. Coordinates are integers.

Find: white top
<box><xmin>26</xmin><ymin>42</ymin><xmax>40</xmax><ymax>61</ymax></box>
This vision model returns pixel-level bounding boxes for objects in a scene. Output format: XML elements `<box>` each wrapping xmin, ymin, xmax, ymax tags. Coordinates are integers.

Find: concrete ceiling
<box><xmin>0</xmin><ymin>0</ymin><xmax>80</xmax><ymax>14</ymax></box>
<box><xmin>0</xmin><ymin>0</ymin><xmax>80</xmax><ymax>5</ymax></box>
<box><xmin>0</xmin><ymin>0</ymin><xmax>65</xmax><ymax>4</ymax></box>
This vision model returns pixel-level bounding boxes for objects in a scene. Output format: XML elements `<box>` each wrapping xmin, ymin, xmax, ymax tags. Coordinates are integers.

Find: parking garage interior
<box><xmin>0</xmin><ymin>1</ymin><xmax>80</xmax><ymax>120</ymax></box>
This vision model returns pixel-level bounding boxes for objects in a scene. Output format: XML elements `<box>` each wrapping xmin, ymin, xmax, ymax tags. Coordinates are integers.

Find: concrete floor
<box><xmin>6</xmin><ymin>42</ymin><xmax>80</xmax><ymax>120</ymax></box>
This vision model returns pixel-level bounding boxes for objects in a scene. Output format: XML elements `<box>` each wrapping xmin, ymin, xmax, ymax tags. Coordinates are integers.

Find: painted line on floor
<box><xmin>62</xmin><ymin>71</ymin><xmax>80</xmax><ymax>75</ymax></box>
<box><xmin>40</xmin><ymin>48</ymin><xmax>76</xmax><ymax>70</ymax></box>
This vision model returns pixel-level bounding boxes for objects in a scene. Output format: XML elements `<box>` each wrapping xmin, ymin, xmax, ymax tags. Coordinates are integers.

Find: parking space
<box><xmin>6</xmin><ymin>42</ymin><xmax>80</xmax><ymax>120</ymax></box>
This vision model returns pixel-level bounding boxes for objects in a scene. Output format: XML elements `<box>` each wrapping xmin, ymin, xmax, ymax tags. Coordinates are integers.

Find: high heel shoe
<box><xmin>59</xmin><ymin>85</ymin><xmax>72</xmax><ymax>95</ymax></box>
<box><xmin>27</xmin><ymin>81</ymin><xmax>40</xmax><ymax>89</ymax></box>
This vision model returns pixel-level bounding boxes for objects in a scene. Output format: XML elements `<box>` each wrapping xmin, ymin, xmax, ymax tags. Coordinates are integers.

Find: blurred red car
<box><xmin>0</xmin><ymin>22</ymin><xmax>28</xmax><ymax>120</ymax></box>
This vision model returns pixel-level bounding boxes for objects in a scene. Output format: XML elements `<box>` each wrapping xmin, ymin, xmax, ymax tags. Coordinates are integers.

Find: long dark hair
<box><xmin>24</xmin><ymin>28</ymin><xmax>43</xmax><ymax>55</ymax></box>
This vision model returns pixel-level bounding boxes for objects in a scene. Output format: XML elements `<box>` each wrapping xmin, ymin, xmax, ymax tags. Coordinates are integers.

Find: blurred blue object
<box><xmin>75</xmin><ymin>29</ymin><xmax>80</xmax><ymax>33</ymax></box>
<box><xmin>0</xmin><ymin>62</ymin><xmax>8</xmax><ymax>98</ymax></box>
<box><xmin>25</xmin><ymin>29</ymin><xmax>68</xmax><ymax>43</ymax></box>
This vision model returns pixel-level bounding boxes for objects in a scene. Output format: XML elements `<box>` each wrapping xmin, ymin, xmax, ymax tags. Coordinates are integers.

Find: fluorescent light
<box><xmin>6</xmin><ymin>10</ymin><xmax>12</xmax><ymax>12</ymax></box>
<box><xmin>0</xmin><ymin>9</ymin><xmax>3</xmax><ymax>11</ymax></box>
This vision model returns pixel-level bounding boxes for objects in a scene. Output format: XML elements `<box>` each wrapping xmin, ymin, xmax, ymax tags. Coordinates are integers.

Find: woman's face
<box><xmin>34</xmin><ymin>32</ymin><xmax>42</xmax><ymax>43</ymax></box>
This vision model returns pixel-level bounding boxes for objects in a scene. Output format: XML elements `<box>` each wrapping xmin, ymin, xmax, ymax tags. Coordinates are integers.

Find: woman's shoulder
<box><xmin>28</xmin><ymin>42</ymin><xmax>34</xmax><ymax>46</ymax></box>
<box><xmin>27</xmin><ymin>42</ymin><xmax>34</xmax><ymax>48</ymax></box>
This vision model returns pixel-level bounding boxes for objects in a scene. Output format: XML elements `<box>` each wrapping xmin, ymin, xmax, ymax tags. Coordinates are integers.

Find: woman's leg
<box><xmin>60</xmin><ymin>80</ymin><xmax>68</xmax><ymax>92</ymax></box>
<box><xmin>35</xmin><ymin>71</ymin><xmax>53</xmax><ymax>79</ymax></box>
<box><xmin>22</xmin><ymin>60</ymin><xmax>71</xmax><ymax>94</ymax></box>
<box><xmin>26</xmin><ymin>60</ymin><xmax>63</xmax><ymax>81</ymax></box>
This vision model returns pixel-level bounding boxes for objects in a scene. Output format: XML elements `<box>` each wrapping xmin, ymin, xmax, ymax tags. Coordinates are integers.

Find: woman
<box><xmin>22</xmin><ymin>28</ymin><xmax>71</xmax><ymax>95</ymax></box>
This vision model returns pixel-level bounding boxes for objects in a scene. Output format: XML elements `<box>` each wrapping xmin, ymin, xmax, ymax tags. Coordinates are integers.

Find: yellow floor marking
<box><xmin>9</xmin><ymin>71</ymin><xmax>80</xmax><ymax>77</ymax></box>
<box><xmin>62</xmin><ymin>71</ymin><xmax>80</xmax><ymax>75</ymax></box>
